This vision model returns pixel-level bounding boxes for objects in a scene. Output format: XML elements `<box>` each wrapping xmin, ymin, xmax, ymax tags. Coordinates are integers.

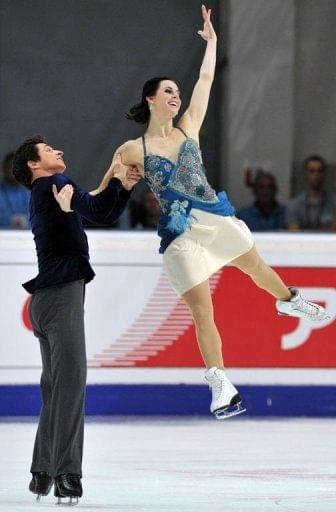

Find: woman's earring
<box><xmin>149</xmin><ymin>102</ymin><xmax>153</xmax><ymax>111</ymax></box>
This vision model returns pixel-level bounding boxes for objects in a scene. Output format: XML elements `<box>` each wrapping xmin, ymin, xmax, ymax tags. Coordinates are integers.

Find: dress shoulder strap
<box><xmin>141</xmin><ymin>135</ymin><xmax>148</xmax><ymax>158</ymax></box>
<box><xmin>175</xmin><ymin>126</ymin><xmax>188</xmax><ymax>138</ymax></box>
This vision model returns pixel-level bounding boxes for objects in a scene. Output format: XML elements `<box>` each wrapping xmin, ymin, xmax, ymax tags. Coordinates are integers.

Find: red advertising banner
<box><xmin>91</xmin><ymin>267</ymin><xmax>336</xmax><ymax>368</ymax></box>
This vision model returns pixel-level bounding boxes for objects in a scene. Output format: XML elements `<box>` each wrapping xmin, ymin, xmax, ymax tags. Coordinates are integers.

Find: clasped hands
<box><xmin>52</xmin><ymin>154</ymin><xmax>142</xmax><ymax>213</ymax></box>
<box><xmin>112</xmin><ymin>153</ymin><xmax>142</xmax><ymax>191</ymax></box>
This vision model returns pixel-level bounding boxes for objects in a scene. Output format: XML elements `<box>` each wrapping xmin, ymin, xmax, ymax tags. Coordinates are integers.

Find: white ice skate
<box><xmin>276</xmin><ymin>287</ymin><xmax>330</xmax><ymax>321</ymax></box>
<box><xmin>205</xmin><ymin>367</ymin><xmax>246</xmax><ymax>420</ymax></box>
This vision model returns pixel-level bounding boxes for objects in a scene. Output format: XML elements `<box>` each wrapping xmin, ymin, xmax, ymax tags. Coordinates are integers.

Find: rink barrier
<box><xmin>1</xmin><ymin>384</ymin><xmax>336</xmax><ymax>417</ymax></box>
<box><xmin>1</xmin><ymin>232</ymin><xmax>336</xmax><ymax>417</ymax></box>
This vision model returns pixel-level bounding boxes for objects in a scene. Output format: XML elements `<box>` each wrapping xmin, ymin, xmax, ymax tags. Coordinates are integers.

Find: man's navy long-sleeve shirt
<box><xmin>23</xmin><ymin>173</ymin><xmax>131</xmax><ymax>293</ymax></box>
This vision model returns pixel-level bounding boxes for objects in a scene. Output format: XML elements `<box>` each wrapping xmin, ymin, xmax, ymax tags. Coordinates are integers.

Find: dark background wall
<box><xmin>0</xmin><ymin>0</ymin><xmax>224</xmax><ymax>194</ymax></box>
<box><xmin>293</xmin><ymin>0</ymin><xmax>336</xmax><ymax>194</ymax></box>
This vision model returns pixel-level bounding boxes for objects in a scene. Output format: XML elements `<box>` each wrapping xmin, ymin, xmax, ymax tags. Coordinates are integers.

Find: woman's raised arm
<box><xmin>180</xmin><ymin>5</ymin><xmax>217</xmax><ymax>136</ymax></box>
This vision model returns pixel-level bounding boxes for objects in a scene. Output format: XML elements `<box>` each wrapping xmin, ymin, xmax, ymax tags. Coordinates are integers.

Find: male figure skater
<box><xmin>12</xmin><ymin>135</ymin><xmax>139</xmax><ymax>504</ymax></box>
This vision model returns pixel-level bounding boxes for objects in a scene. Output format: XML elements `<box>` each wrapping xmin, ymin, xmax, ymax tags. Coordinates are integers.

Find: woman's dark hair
<box><xmin>12</xmin><ymin>135</ymin><xmax>46</xmax><ymax>190</ymax></box>
<box><xmin>125</xmin><ymin>76</ymin><xmax>175</xmax><ymax>124</ymax></box>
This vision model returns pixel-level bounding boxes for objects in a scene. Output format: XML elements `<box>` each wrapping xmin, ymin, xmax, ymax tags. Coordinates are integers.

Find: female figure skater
<box><xmin>57</xmin><ymin>5</ymin><xmax>328</xmax><ymax>419</ymax></box>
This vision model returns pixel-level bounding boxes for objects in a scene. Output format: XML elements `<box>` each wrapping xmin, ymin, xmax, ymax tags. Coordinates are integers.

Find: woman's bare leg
<box><xmin>182</xmin><ymin>280</ymin><xmax>223</xmax><ymax>368</ymax></box>
<box><xmin>180</xmin><ymin>245</ymin><xmax>292</xmax><ymax>369</ymax></box>
<box><xmin>231</xmin><ymin>245</ymin><xmax>291</xmax><ymax>300</ymax></box>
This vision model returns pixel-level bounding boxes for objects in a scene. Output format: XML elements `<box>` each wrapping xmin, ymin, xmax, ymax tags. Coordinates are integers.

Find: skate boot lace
<box><xmin>295</xmin><ymin>297</ymin><xmax>320</xmax><ymax>317</ymax></box>
<box><xmin>211</xmin><ymin>377</ymin><xmax>224</xmax><ymax>401</ymax></box>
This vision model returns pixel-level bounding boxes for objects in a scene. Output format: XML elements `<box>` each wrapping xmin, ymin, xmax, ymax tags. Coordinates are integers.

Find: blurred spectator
<box><xmin>131</xmin><ymin>189</ymin><xmax>160</xmax><ymax>229</ymax></box>
<box><xmin>287</xmin><ymin>155</ymin><xmax>336</xmax><ymax>231</ymax></box>
<box><xmin>0</xmin><ymin>152</ymin><xmax>30</xmax><ymax>228</ymax></box>
<box><xmin>237</xmin><ymin>172</ymin><xmax>286</xmax><ymax>231</ymax></box>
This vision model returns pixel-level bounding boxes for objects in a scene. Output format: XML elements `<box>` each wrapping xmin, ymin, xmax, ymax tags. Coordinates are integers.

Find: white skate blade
<box><xmin>214</xmin><ymin>402</ymin><xmax>246</xmax><ymax>420</ymax></box>
<box><xmin>34</xmin><ymin>490</ymin><xmax>52</xmax><ymax>502</ymax></box>
<box><xmin>277</xmin><ymin>311</ymin><xmax>330</xmax><ymax>321</ymax></box>
<box><xmin>56</xmin><ymin>496</ymin><xmax>79</xmax><ymax>506</ymax></box>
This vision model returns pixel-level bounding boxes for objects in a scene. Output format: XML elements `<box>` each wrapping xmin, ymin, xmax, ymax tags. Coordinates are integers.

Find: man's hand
<box><xmin>123</xmin><ymin>166</ymin><xmax>142</xmax><ymax>191</ymax></box>
<box><xmin>113</xmin><ymin>153</ymin><xmax>142</xmax><ymax>190</ymax></box>
<box><xmin>112</xmin><ymin>153</ymin><xmax>128</xmax><ymax>184</ymax></box>
<box><xmin>52</xmin><ymin>184</ymin><xmax>74</xmax><ymax>212</ymax></box>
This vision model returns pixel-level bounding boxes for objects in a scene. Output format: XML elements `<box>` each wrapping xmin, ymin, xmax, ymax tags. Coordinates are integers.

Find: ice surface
<box><xmin>0</xmin><ymin>417</ymin><xmax>335</xmax><ymax>511</ymax></box>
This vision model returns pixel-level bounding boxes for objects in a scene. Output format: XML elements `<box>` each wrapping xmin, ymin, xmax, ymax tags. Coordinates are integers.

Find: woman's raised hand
<box><xmin>197</xmin><ymin>4</ymin><xmax>216</xmax><ymax>42</ymax></box>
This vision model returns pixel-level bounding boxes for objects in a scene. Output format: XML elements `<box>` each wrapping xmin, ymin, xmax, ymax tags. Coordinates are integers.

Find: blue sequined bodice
<box><xmin>145</xmin><ymin>137</ymin><xmax>219</xmax><ymax>209</ymax></box>
<box><xmin>143</xmin><ymin>129</ymin><xmax>235</xmax><ymax>253</ymax></box>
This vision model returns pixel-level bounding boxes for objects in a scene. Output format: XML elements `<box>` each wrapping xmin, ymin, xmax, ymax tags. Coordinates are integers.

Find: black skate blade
<box><xmin>214</xmin><ymin>402</ymin><xmax>246</xmax><ymax>420</ymax></box>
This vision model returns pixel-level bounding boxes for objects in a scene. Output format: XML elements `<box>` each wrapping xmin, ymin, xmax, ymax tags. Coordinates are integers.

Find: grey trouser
<box><xmin>29</xmin><ymin>280</ymin><xmax>87</xmax><ymax>478</ymax></box>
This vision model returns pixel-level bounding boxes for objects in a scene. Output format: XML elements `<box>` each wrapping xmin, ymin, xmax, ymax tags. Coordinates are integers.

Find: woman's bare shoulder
<box><xmin>121</xmin><ymin>138</ymin><xmax>143</xmax><ymax>150</ymax></box>
<box><xmin>122</xmin><ymin>138</ymin><xmax>144</xmax><ymax>155</ymax></box>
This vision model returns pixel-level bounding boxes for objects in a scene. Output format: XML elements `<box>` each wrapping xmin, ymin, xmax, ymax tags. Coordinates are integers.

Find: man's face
<box><xmin>254</xmin><ymin>176</ymin><xmax>276</xmax><ymax>204</ymax></box>
<box><xmin>33</xmin><ymin>143</ymin><xmax>66</xmax><ymax>174</ymax></box>
<box><xmin>306</xmin><ymin>160</ymin><xmax>325</xmax><ymax>190</ymax></box>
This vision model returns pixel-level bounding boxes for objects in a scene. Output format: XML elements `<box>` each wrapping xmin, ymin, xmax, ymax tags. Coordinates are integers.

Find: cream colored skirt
<box><xmin>163</xmin><ymin>208</ymin><xmax>254</xmax><ymax>296</ymax></box>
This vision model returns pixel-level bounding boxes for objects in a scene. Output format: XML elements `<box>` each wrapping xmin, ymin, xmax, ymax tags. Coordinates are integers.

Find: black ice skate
<box><xmin>205</xmin><ymin>367</ymin><xmax>246</xmax><ymax>419</ymax></box>
<box><xmin>29</xmin><ymin>471</ymin><xmax>53</xmax><ymax>501</ymax></box>
<box><xmin>54</xmin><ymin>473</ymin><xmax>83</xmax><ymax>506</ymax></box>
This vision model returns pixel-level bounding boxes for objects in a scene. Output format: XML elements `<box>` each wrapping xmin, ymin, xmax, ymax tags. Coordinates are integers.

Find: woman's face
<box><xmin>148</xmin><ymin>80</ymin><xmax>181</xmax><ymax>118</ymax></box>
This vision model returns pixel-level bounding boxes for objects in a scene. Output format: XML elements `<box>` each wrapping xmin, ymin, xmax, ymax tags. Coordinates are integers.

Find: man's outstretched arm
<box><xmin>52</xmin><ymin>156</ymin><xmax>141</xmax><ymax>224</ymax></box>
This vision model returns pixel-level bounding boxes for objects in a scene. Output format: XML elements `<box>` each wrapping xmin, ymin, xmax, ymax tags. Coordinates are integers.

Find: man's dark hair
<box><xmin>303</xmin><ymin>155</ymin><xmax>327</xmax><ymax>173</ymax></box>
<box><xmin>12</xmin><ymin>135</ymin><xmax>46</xmax><ymax>190</ymax></box>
